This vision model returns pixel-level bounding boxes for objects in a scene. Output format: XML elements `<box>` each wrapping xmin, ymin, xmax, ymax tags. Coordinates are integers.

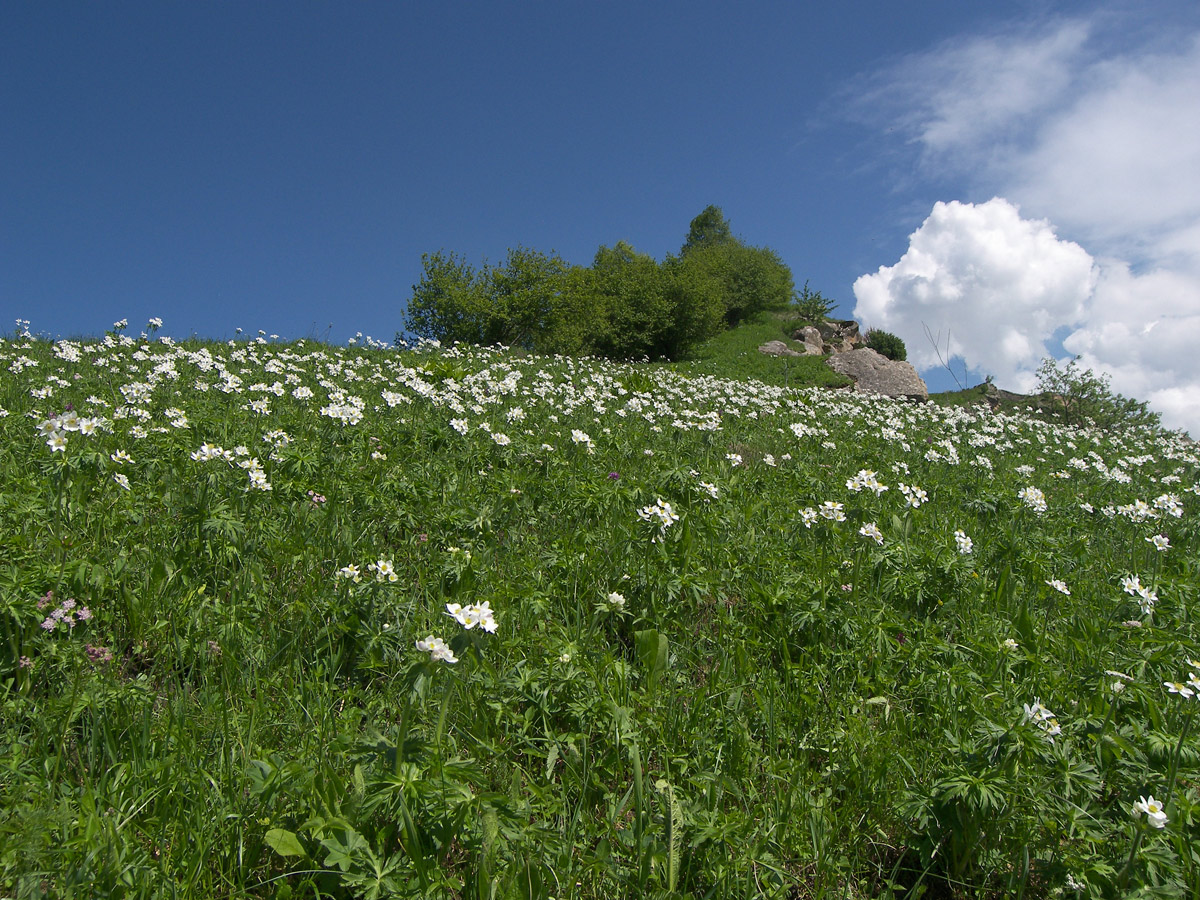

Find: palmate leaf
<box><xmin>320</xmin><ymin>824</ymin><xmax>370</xmax><ymax>872</ymax></box>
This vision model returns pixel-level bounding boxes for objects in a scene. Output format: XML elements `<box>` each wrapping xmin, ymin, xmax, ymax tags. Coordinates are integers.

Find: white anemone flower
<box><xmin>1134</xmin><ymin>795</ymin><xmax>1168</xmax><ymax>829</ymax></box>
<box><xmin>415</xmin><ymin>636</ymin><xmax>458</xmax><ymax>664</ymax></box>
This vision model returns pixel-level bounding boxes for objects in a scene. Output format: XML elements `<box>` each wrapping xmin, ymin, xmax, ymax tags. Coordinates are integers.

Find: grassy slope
<box><xmin>1</xmin><ymin>329</ymin><xmax>1197</xmax><ymax>898</ymax></box>
<box><xmin>675</xmin><ymin>313</ymin><xmax>1053</xmax><ymax>418</ymax></box>
<box><xmin>663</xmin><ymin>312</ymin><xmax>852</xmax><ymax>390</ymax></box>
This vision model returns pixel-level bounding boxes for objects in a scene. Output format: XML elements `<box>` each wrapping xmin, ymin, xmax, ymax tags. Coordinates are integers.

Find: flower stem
<box><xmin>1118</xmin><ymin>828</ymin><xmax>1144</xmax><ymax>892</ymax></box>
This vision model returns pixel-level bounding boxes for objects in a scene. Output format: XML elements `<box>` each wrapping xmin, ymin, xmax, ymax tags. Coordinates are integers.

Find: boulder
<box><xmin>758</xmin><ymin>340</ymin><xmax>803</xmax><ymax>358</ymax></box>
<box><xmin>826</xmin><ymin>348</ymin><xmax>929</xmax><ymax>401</ymax></box>
<box><xmin>792</xmin><ymin>321</ymin><xmax>864</xmax><ymax>355</ymax></box>
<box><xmin>799</xmin><ymin>326</ymin><xmax>825</xmax><ymax>355</ymax></box>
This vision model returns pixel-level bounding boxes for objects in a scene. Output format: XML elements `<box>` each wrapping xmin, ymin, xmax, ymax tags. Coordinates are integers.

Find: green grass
<box><xmin>1</xmin><ymin>324</ymin><xmax>1198</xmax><ymax>899</ymax></box>
<box><xmin>665</xmin><ymin>312</ymin><xmax>852</xmax><ymax>390</ymax></box>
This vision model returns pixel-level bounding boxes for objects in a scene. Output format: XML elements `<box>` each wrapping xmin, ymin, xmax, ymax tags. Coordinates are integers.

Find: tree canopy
<box><xmin>405</xmin><ymin>206</ymin><xmax>797</xmax><ymax>360</ymax></box>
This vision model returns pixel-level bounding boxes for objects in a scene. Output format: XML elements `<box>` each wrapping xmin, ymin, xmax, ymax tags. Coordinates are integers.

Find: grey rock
<box><xmin>758</xmin><ymin>340</ymin><xmax>804</xmax><ymax>358</ymax></box>
<box><xmin>800</xmin><ymin>326</ymin><xmax>825</xmax><ymax>355</ymax></box>
<box><xmin>826</xmin><ymin>348</ymin><xmax>929</xmax><ymax>401</ymax></box>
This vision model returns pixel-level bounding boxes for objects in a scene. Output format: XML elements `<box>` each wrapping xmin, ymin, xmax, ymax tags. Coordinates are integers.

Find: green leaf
<box><xmin>264</xmin><ymin>828</ymin><xmax>306</xmax><ymax>858</ymax></box>
<box><xmin>635</xmin><ymin>629</ymin><xmax>669</xmax><ymax>697</ymax></box>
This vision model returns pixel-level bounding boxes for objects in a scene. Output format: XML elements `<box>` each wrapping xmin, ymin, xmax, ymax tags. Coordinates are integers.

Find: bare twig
<box><xmin>922</xmin><ymin>322</ymin><xmax>966</xmax><ymax>390</ymax></box>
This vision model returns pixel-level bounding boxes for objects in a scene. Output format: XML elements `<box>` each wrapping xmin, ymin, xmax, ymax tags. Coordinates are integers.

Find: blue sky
<box><xmin>3</xmin><ymin>2</ymin><xmax>1200</xmax><ymax>431</ymax></box>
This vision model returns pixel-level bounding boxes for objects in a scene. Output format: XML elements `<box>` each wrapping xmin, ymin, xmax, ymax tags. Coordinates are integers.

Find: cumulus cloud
<box><xmin>1067</xmin><ymin>261</ymin><xmax>1200</xmax><ymax>431</ymax></box>
<box><xmin>853</xmin><ymin>198</ymin><xmax>1094</xmax><ymax>392</ymax></box>
<box><xmin>851</xmin><ymin>13</ymin><xmax>1200</xmax><ymax>435</ymax></box>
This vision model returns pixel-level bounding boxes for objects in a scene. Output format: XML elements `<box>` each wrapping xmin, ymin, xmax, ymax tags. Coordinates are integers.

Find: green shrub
<box><xmin>865</xmin><ymin>328</ymin><xmax>907</xmax><ymax>361</ymax></box>
<box><xmin>1035</xmin><ymin>356</ymin><xmax>1162</xmax><ymax>430</ymax></box>
<box><xmin>794</xmin><ymin>280</ymin><xmax>835</xmax><ymax>322</ymax></box>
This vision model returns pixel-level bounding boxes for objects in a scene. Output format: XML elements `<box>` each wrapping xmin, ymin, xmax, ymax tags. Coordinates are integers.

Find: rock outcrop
<box><xmin>825</xmin><ymin>348</ymin><xmax>928</xmax><ymax>401</ymax></box>
<box><xmin>792</xmin><ymin>319</ymin><xmax>864</xmax><ymax>355</ymax></box>
<box><xmin>798</xmin><ymin>326</ymin><xmax>825</xmax><ymax>355</ymax></box>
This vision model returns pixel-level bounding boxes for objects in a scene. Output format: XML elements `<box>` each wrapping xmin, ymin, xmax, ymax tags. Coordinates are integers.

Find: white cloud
<box><xmin>1006</xmin><ymin>34</ymin><xmax>1200</xmax><ymax>251</ymax></box>
<box><xmin>1065</xmin><ymin>261</ymin><xmax>1200</xmax><ymax>431</ymax></box>
<box><xmin>870</xmin><ymin>20</ymin><xmax>1091</xmax><ymax>163</ymax></box>
<box><xmin>852</xmin><ymin>13</ymin><xmax>1200</xmax><ymax>435</ymax></box>
<box><xmin>853</xmin><ymin>198</ymin><xmax>1094</xmax><ymax>392</ymax></box>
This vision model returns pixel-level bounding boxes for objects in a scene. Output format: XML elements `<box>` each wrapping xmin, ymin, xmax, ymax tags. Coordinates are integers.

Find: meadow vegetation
<box><xmin>1</xmin><ymin>317</ymin><xmax>1198</xmax><ymax>898</ymax></box>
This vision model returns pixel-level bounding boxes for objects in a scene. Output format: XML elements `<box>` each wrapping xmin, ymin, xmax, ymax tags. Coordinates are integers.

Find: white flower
<box><xmin>954</xmin><ymin>530</ymin><xmax>973</xmax><ymax>554</ymax></box>
<box><xmin>446</xmin><ymin>601</ymin><xmax>498</xmax><ymax>633</ymax></box>
<box><xmin>1046</xmin><ymin>579</ymin><xmax>1070</xmax><ymax>595</ymax></box>
<box><xmin>191</xmin><ymin>442</ymin><xmax>225</xmax><ymax>462</ymax></box>
<box><xmin>112</xmin><ymin>473</ymin><xmax>130</xmax><ymax>490</ymax></box>
<box><xmin>726</xmin><ymin>453</ymin><xmax>743</xmax><ymax>466</ymax></box>
<box><xmin>800</xmin><ymin>507</ymin><xmax>818</xmax><ymax>528</ymax></box>
<box><xmin>1147</xmin><ymin>534</ymin><xmax>1170</xmax><ymax>552</ymax></box>
<box><xmin>606</xmin><ymin>591</ymin><xmax>627</xmax><ymax>609</ymax></box>
<box><xmin>846</xmin><ymin>469</ymin><xmax>888</xmax><ymax>496</ymax></box>
<box><xmin>1018</xmin><ymin>486</ymin><xmax>1047</xmax><ymax>513</ymax></box>
<box><xmin>637</xmin><ymin>499</ymin><xmax>679</xmax><ymax>538</ymax></box>
<box><xmin>1023</xmin><ymin>697</ymin><xmax>1061</xmax><ymax>740</ymax></box>
<box><xmin>368</xmin><ymin>559</ymin><xmax>398</xmax><ymax>583</ymax></box>
<box><xmin>491</xmin><ymin>432</ymin><xmax>511</xmax><ymax>446</ymax></box>
<box><xmin>1134</xmin><ymin>795</ymin><xmax>1168</xmax><ymax>829</ymax></box>
<box><xmin>818</xmin><ymin>500</ymin><xmax>846</xmax><ymax>522</ymax></box>
<box><xmin>1001</xmin><ymin>638</ymin><xmax>1019</xmax><ymax>652</ymax></box>
<box><xmin>1164</xmin><ymin>681</ymin><xmax>1195</xmax><ymax>699</ymax></box>
<box><xmin>1153</xmin><ymin>493</ymin><xmax>1183</xmax><ymax>518</ymax></box>
<box><xmin>415</xmin><ymin>635</ymin><xmax>458</xmax><ymax>664</ymax></box>
<box><xmin>858</xmin><ymin>522</ymin><xmax>883</xmax><ymax>545</ymax></box>
<box><xmin>336</xmin><ymin>564</ymin><xmax>361</xmax><ymax>583</ymax></box>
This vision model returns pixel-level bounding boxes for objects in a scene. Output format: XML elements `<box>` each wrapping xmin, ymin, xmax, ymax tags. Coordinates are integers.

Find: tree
<box><xmin>678</xmin><ymin>206</ymin><xmax>796</xmax><ymax>326</ymax></box>
<box><xmin>590</xmin><ymin>241</ymin><xmax>672</xmax><ymax>360</ymax></box>
<box><xmin>406</xmin><ymin>247</ymin><xmax>580</xmax><ymax>353</ymax></box>
<box><xmin>720</xmin><ymin>243</ymin><xmax>794</xmax><ymax>325</ymax></box>
<box><xmin>405</xmin><ymin>205</ymin><xmax>794</xmax><ymax>361</ymax></box>
<box><xmin>795</xmin><ymin>280</ymin><xmax>836</xmax><ymax>321</ymax></box>
<box><xmin>1034</xmin><ymin>357</ymin><xmax>1161</xmax><ymax>430</ymax></box>
<box><xmin>657</xmin><ymin>253</ymin><xmax>726</xmax><ymax>359</ymax></box>
<box><xmin>681</xmin><ymin>205</ymin><xmax>735</xmax><ymax>256</ymax></box>
<box><xmin>539</xmin><ymin>265</ymin><xmax>605</xmax><ymax>356</ymax></box>
<box><xmin>484</xmin><ymin>246</ymin><xmax>572</xmax><ymax>350</ymax></box>
<box><xmin>405</xmin><ymin>251</ymin><xmax>491</xmax><ymax>345</ymax></box>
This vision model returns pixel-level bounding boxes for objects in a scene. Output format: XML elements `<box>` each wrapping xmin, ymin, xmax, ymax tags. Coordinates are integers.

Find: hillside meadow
<box><xmin>1</xmin><ymin>323</ymin><xmax>1198</xmax><ymax>898</ymax></box>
